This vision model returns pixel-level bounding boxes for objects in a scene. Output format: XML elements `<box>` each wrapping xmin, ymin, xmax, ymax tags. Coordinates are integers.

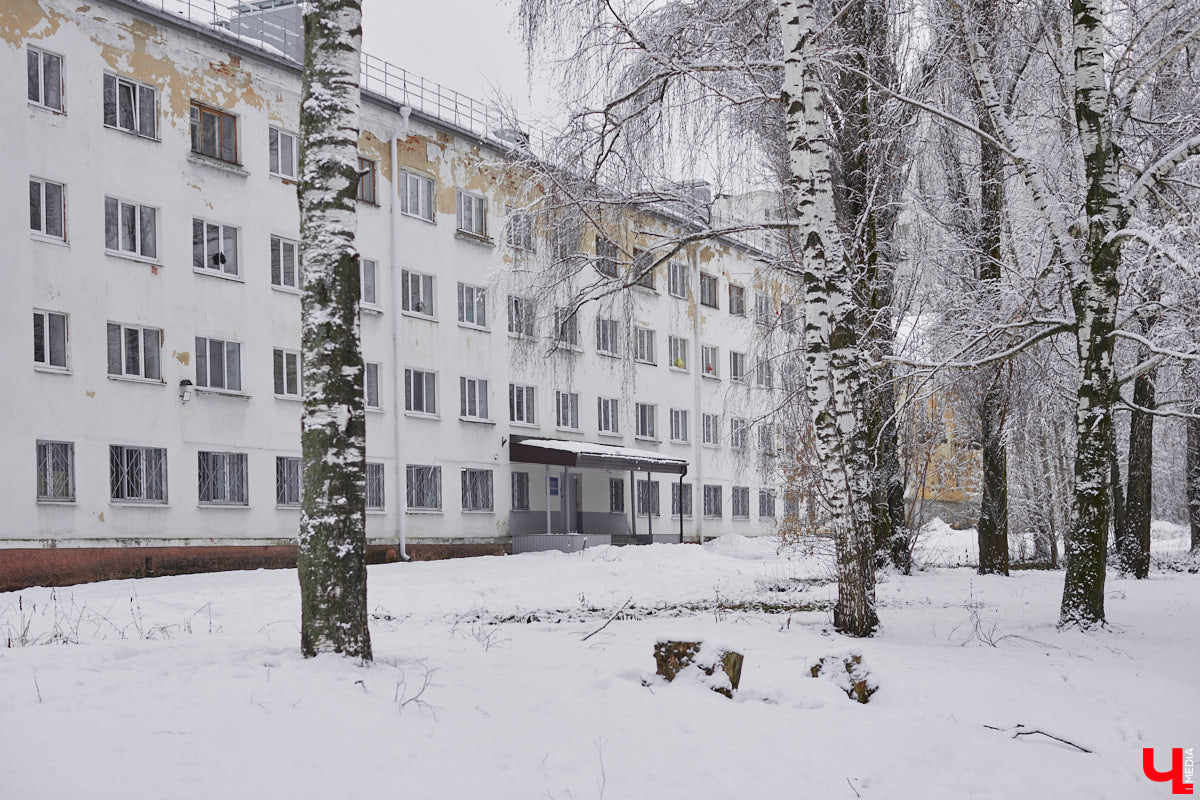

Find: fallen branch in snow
<box><xmin>983</xmin><ymin>724</ymin><xmax>1093</xmax><ymax>753</ymax></box>
<box><xmin>846</xmin><ymin>777</ymin><xmax>861</xmax><ymax>798</ymax></box>
<box><xmin>582</xmin><ymin>596</ymin><xmax>633</xmax><ymax>641</ymax></box>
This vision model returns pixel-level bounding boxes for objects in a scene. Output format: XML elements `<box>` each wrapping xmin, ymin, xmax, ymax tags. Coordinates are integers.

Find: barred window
<box><xmin>759</xmin><ymin>490</ymin><xmax>776</xmax><ymax>518</ymax></box>
<box><xmin>36</xmin><ymin>440</ymin><xmax>74</xmax><ymax>501</ymax></box>
<box><xmin>276</xmin><ymin>456</ymin><xmax>301</xmax><ymax>506</ymax></box>
<box><xmin>192</xmin><ymin>218</ymin><xmax>239</xmax><ymax>276</ymax></box>
<box><xmin>461</xmin><ymin>468</ymin><xmax>494</xmax><ymax>512</ymax></box>
<box><xmin>511</xmin><ymin>471</ymin><xmax>530</xmax><ymax>511</ymax></box>
<box><xmin>406</xmin><ymin>464</ymin><xmax>442</xmax><ymax>510</ymax></box>
<box><xmin>609</xmin><ymin>478</ymin><xmax>625</xmax><ymax>512</ymax></box>
<box><xmin>672</xmin><ymin>482</ymin><xmax>693</xmax><ymax>518</ymax></box>
<box><xmin>732</xmin><ymin>486</ymin><xmax>750</xmax><ymax>519</ymax></box>
<box><xmin>108</xmin><ymin>323</ymin><xmax>161</xmax><ymax>381</ymax></box>
<box><xmin>637</xmin><ymin>479</ymin><xmax>660</xmax><ymax>516</ymax></box>
<box><xmin>198</xmin><ymin>451</ymin><xmax>248</xmax><ymax>505</ymax></box>
<box><xmin>109</xmin><ymin>445</ymin><xmax>167</xmax><ymax>503</ymax></box>
<box><xmin>703</xmin><ymin>484</ymin><xmax>722</xmax><ymax>518</ymax></box>
<box><xmin>366</xmin><ymin>462</ymin><xmax>385</xmax><ymax>510</ymax></box>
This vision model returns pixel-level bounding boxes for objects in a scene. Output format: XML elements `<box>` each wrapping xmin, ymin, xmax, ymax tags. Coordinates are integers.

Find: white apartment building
<box><xmin>3</xmin><ymin>0</ymin><xmax>799</xmax><ymax>588</ymax></box>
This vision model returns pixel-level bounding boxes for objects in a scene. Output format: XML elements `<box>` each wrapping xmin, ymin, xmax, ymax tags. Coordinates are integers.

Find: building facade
<box><xmin>3</xmin><ymin>0</ymin><xmax>798</xmax><ymax>588</ymax></box>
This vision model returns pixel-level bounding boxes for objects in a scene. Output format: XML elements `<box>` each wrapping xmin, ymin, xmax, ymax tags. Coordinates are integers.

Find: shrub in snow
<box><xmin>653</xmin><ymin>640</ymin><xmax>744</xmax><ymax>698</ymax></box>
<box><xmin>810</xmin><ymin>651</ymin><xmax>877</xmax><ymax>704</ymax></box>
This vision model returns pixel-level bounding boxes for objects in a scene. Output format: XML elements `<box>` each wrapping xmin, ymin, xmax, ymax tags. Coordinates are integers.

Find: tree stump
<box><xmin>810</xmin><ymin>652</ymin><xmax>877</xmax><ymax>704</ymax></box>
<box><xmin>654</xmin><ymin>640</ymin><xmax>744</xmax><ymax>698</ymax></box>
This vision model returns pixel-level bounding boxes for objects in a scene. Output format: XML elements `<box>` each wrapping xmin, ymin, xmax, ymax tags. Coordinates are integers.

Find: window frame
<box><xmin>270</xmin><ymin>235</ymin><xmax>301</xmax><ymax>291</ymax></box>
<box><xmin>401</xmin><ymin>269</ymin><xmax>435</xmax><ymax>318</ymax></box>
<box><xmin>702</xmin><ymin>344</ymin><xmax>720</xmax><ymax>379</ymax></box>
<box><xmin>33</xmin><ymin>309</ymin><xmax>69</xmax><ymax>372</ymax></box>
<box><xmin>596</xmin><ymin>318</ymin><xmax>620</xmax><ymax>357</ymax></box>
<box><xmin>597</xmin><ymin>396</ymin><xmax>620</xmax><ymax>435</ymax></box>
<box><xmin>699</xmin><ymin>272</ymin><xmax>719</xmax><ymax>308</ymax></box>
<box><xmin>194</xmin><ymin>336</ymin><xmax>243</xmax><ymax>393</ymax></box>
<box><xmin>730</xmin><ymin>351</ymin><xmax>748</xmax><ymax>383</ymax></box>
<box><xmin>511</xmin><ymin>471</ymin><xmax>531</xmax><ymax>511</ymax></box>
<box><xmin>365</xmin><ymin>362</ymin><xmax>382</xmax><ymax>410</ymax></box>
<box><xmin>730</xmin><ymin>417</ymin><xmax>748</xmax><ymax>450</ymax></box>
<box><xmin>554</xmin><ymin>307</ymin><xmax>581</xmax><ymax>349</ymax></box>
<box><xmin>404</xmin><ymin>367</ymin><xmax>438</xmax><ymax>416</ymax></box>
<box><xmin>29</xmin><ymin>177</ymin><xmax>66</xmax><ymax>241</ymax></box>
<box><xmin>758</xmin><ymin>490</ymin><xmax>776</xmax><ymax>519</ymax></box>
<box><xmin>197</xmin><ymin>451</ymin><xmax>249</xmax><ymax>506</ymax></box>
<box><xmin>459</xmin><ymin>376</ymin><xmax>490</xmax><ymax>421</ymax></box>
<box><xmin>672</xmin><ymin>482</ymin><xmax>693</xmax><ymax>518</ymax></box>
<box><xmin>506</xmin><ymin>206</ymin><xmax>535</xmax><ymax>251</ymax></box>
<box><xmin>668</xmin><ymin>335</ymin><xmax>689</xmax><ymax>371</ymax></box>
<box><xmin>703</xmin><ymin>484</ymin><xmax>723</xmax><ymax>518</ymax></box>
<box><xmin>192</xmin><ymin>217</ymin><xmax>240</xmax><ymax>278</ymax></box>
<box><xmin>509</xmin><ymin>383</ymin><xmax>537</xmax><ymax>425</ymax></box>
<box><xmin>276</xmin><ymin>455</ymin><xmax>302</xmax><ymax>507</ymax></box>
<box><xmin>366</xmin><ymin>462</ymin><xmax>386</xmax><ymax>510</ymax></box>
<box><xmin>728</xmin><ymin>284</ymin><xmax>746</xmax><ymax>316</ymax></box>
<box><xmin>731</xmin><ymin>486</ymin><xmax>751</xmax><ymax>519</ymax></box>
<box><xmin>555</xmin><ymin>391</ymin><xmax>581</xmax><ymax>431</ymax></box>
<box><xmin>273</xmin><ymin>347</ymin><xmax>302</xmax><ymax>399</ymax></box>
<box><xmin>636</xmin><ymin>478</ymin><xmax>660</xmax><ymax>517</ymax></box>
<box><xmin>756</xmin><ymin>359</ymin><xmax>774</xmax><ymax>389</ymax></box>
<box><xmin>756</xmin><ymin>292</ymin><xmax>774</xmax><ymax>326</ymax></box>
<box><xmin>507</xmin><ymin>295</ymin><xmax>535</xmax><ymax>338</ymax></box>
<box><xmin>36</xmin><ymin>440</ymin><xmax>75</xmax><ymax>502</ymax></box>
<box><xmin>103</xmin><ymin>73</ymin><xmax>157</xmax><ymax>139</ymax></box>
<box><xmin>360</xmin><ymin>258</ymin><xmax>379</xmax><ymax>308</ymax></box>
<box><xmin>27</xmin><ymin>46</ymin><xmax>64</xmax><ymax>112</ymax></box>
<box><xmin>107</xmin><ymin>321</ymin><xmax>162</xmax><ymax>382</ymax></box>
<box><xmin>669</xmin><ymin>408</ymin><xmax>689</xmax><ymax>443</ymax></box>
<box><xmin>633</xmin><ymin>326</ymin><xmax>656</xmax><ymax>365</ymax></box>
<box><xmin>631</xmin><ymin>249</ymin><xmax>656</xmax><ymax>291</ymax></box>
<box><xmin>667</xmin><ymin>262</ymin><xmax>689</xmax><ymax>298</ymax></box>
<box><xmin>456</xmin><ymin>190</ymin><xmax>488</xmax><ymax>238</ymax></box>
<box><xmin>189</xmin><ymin>100</ymin><xmax>239</xmax><ymax>164</ymax></box>
<box><xmin>457</xmin><ymin>283</ymin><xmax>488</xmax><ymax>329</ymax></box>
<box><xmin>609</xmin><ymin>478</ymin><xmax>625</xmax><ymax>513</ymax></box>
<box><xmin>461</xmin><ymin>468</ymin><xmax>494</xmax><ymax>513</ymax></box>
<box><xmin>109</xmin><ymin>444</ymin><xmax>168</xmax><ymax>504</ymax></box>
<box><xmin>594</xmin><ymin>235</ymin><xmax>618</xmax><ymax>277</ymax></box>
<box><xmin>104</xmin><ymin>195</ymin><xmax>158</xmax><ymax>262</ymax></box>
<box><xmin>702</xmin><ymin>413</ymin><xmax>720</xmax><ymax>447</ymax></box>
<box><xmin>268</xmin><ymin>126</ymin><xmax>299</xmax><ymax>179</ymax></box>
<box><xmin>400</xmin><ymin>171</ymin><xmax>435</xmax><ymax>222</ymax></box>
<box><xmin>357</xmin><ymin>156</ymin><xmax>377</xmax><ymax>204</ymax></box>
<box><xmin>406</xmin><ymin>464</ymin><xmax>443</xmax><ymax>511</ymax></box>
<box><xmin>634</xmin><ymin>402</ymin><xmax>657</xmax><ymax>441</ymax></box>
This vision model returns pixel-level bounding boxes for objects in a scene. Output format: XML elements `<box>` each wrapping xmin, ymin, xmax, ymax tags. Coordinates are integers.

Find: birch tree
<box><xmin>296</xmin><ymin>0</ymin><xmax>373</xmax><ymax>660</ymax></box>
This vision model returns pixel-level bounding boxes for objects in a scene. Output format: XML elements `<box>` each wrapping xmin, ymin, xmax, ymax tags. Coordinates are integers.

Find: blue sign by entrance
<box><xmin>548</xmin><ymin>477</ymin><xmax>560</xmax><ymax>496</ymax></box>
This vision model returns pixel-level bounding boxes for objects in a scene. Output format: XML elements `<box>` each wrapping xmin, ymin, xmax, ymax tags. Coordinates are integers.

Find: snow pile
<box><xmin>702</xmin><ymin>533</ymin><xmax>781</xmax><ymax>560</ymax></box>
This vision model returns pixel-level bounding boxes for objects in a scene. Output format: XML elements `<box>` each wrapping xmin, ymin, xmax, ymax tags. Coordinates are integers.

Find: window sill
<box><xmin>30</xmin><ymin>232</ymin><xmax>69</xmax><ymax>247</ymax></box>
<box><xmin>634</xmin><ymin>436</ymin><xmax>660</xmax><ymax>444</ymax></box>
<box><xmin>110</xmin><ymin>500</ymin><xmax>169</xmax><ymax>507</ymax></box>
<box><xmin>274</xmin><ymin>394</ymin><xmax>303</xmax><ymax>402</ymax></box>
<box><xmin>634</xmin><ymin>359</ymin><xmax>657</xmax><ymax>367</ymax></box>
<box><xmin>103</xmin><ymin>124</ymin><xmax>159</xmax><ymax>142</ymax></box>
<box><xmin>669</xmin><ymin>439</ymin><xmax>689</xmax><ymax>445</ymax></box>
<box><xmin>106</xmin><ymin>249</ymin><xmax>161</xmax><ymax>267</ymax></box>
<box><xmin>597</xmin><ymin>350</ymin><xmax>621</xmax><ymax>360</ymax></box>
<box><xmin>700</xmin><ymin>303</ymin><xmax>720</xmax><ymax>311</ymax></box>
<box><xmin>34</xmin><ymin>365</ymin><xmax>71</xmax><ymax>375</ymax></box>
<box><xmin>193</xmin><ymin>267</ymin><xmax>244</xmax><ymax>283</ymax></box>
<box><xmin>37</xmin><ymin>498</ymin><xmax>76</xmax><ymax>505</ymax></box>
<box><xmin>455</xmin><ymin>229</ymin><xmax>494</xmax><ymax>246</ymax></box>
<box><xmin>702</xmin><ymin>442</ymin><xmax>721</xmax><ymax>450</ymax></box>
<box><xmin>405</xmin><ymin>508</ymin><xmax>443</xmax><ymax>515</ymax></box>
<box><xmin>669</xmin><ymin>366</ymin><xmax>689</xmax><ymax>374</ymax></box>
<box><xmin>404</xmin><ymin>411</ymin><xmax>440</xmax><ymax>420</ymax></box>
<box><xmin>107</xmin><ymin>374</ymin><xmax>165</xmax><ymax>386</ymax></box>
<box><xmin>702</xmin><ymin>373</ymin><xmax>721</xmax><ymax>381</ymax></box>
<box><xmin>276</xmin><ymin>504</ymin><xmax>301</xmax><ymax>510</ymax></box>
<box><xmin>457</xmin><ymin>322</ymin><xmax>489</xmax><ymax>333</ymax></box>
<box><xmin>703</xmin><ymin>515</ymin><xmax>722</xmax><ymax>520</ymax></box>
<box><xmin>633</xmin><ymin>285</ymin><xmax>658</xmax><ymax>294</ymax></box>
<box><xmin>366</xmin><ymin>508</ymin><xmax>387</xmax><ymax>515</ymax></box>
<box><xmin>732</xmin><ymin>516</ymin><xmax>750</xmax><ymax>521</ymax></box>
<box><xmin>29</xmin><ymin>101</ymin><xmax>66</xmax><ymax>115</ymax></box>
<box><xmin>597</xmin><ymin>431</ymin><xmax>622</xmax><ymax>439</ymax></box>
<box><xmin>460</xmin><ymin>416</ymin><xmax>495</xmax><ymax>425</ymax></box>
<box><xmin>401</xmin><ymin>310</ymin><xmax>436</xmax><ymax>322</ymax></box>
<box><xmin>667</xmin><ymin>292</ymin><xmax>687</xmax><ymax>301</ymax></box>
<box><xmin>356</xmin><ymin>198</ymin><xmax>380</xmax><ymax>207</ymax></box>
<box><xmin>269</xmin><ymin>172</ymin><xmax>299</xmax><ymax>185</ymax></box>
<box><xmin>508</xmin><ymin>333</ymin><xmax>536</xmax><ymax>342</ymax></box>
<box><xmin>198</xmin><ymin>503</ymin><xmax>250</xmax><ymax>509</ymax></box>
<box><xmin>272</xmin><ymin>284</ymin><xmax>302</xmax><ymax>295</ymax></box>
<box><xmin>359</xmin><ymin>303</ymin><xmax>384</xmax><ymax>316</ymax></box>
<box><xmin>556</xmin><ymin>427</ymin><xmax>583</xmax><ymax>434</ymax></box>
<box><xmin>509</xmin><ymin>421</ymin><xmax>539</xmax><ymax>430</ymax></box>
<box><xmin>195</xmin><ymin>387</ymin><xmax>251</xmax><ymax>399</ymax></box>
<box><xmin>462</xmin><ymin>509</ymin><xmax>495</xmax><ymax>515</ymax></box>
<box><xmin>556</xmin><ymin>344</ymin><xmax>583</xmax><ymax>353</ymax></box>
<box><xmin>400</xmin><ymin>211</ymin><xmax>436</xmax><ymax>225</ymax></box>
<box><xmin>188</xmin><ymin>152</ymin><xmax>248</xmax><ymax>176</ymax></box>
<box><xmin>367</xmin><ymin>406</ymin><xmax>385</xmax><ymax>414</ymax></box>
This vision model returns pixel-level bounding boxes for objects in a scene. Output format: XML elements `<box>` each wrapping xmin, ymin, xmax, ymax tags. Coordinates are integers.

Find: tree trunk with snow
<box><xmin>1119</xmin><ymin>367</ymin><xmax>1154</xmax><ymax>578</ymax></box>
<box><xmin>779</xmin><ymin>0</ymin><xmax>878</xmax><ymax>637</ymax></box>
<box><xmin>297</xmin><ymin>0</ymin><xmax>372</xmax><ymax>660</ymax></box>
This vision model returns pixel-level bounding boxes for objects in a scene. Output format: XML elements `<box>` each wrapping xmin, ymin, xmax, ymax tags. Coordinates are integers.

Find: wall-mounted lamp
<box><xmin>179</xmin><ymin>379</ymin><xmax>194</xmax><ymax>403</ymax></box>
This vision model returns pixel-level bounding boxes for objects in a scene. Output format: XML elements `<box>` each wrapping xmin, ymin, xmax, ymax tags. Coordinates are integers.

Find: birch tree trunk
<box><xmin>779</xmin><ymin>0</ymin><xmax>878</xmax><ymax>637</ymax></box>
<box><xmin>297</xmin><ymin>0</ymin><xmax>373</xmax><ymax>660</ymax></box>
<box><xmin>1189</xmin><ymin>412</ymin><xmax>1200</xmax><ymax>552</ymax></box>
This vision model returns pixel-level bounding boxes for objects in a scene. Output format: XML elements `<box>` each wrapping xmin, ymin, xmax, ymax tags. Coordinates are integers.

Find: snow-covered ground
<box><xmin>1</xmin><ymin>525</ymin><xmax>1195</xmax><ymax>799</ymax></box>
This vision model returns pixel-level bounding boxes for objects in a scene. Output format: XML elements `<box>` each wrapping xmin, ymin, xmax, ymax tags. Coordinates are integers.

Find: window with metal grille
<box><xmin>672</xmin><ymin>482</ymin><xmax>693</xmax><ymax>518</ymax></box>
<box><xmin>357</xmin><ymin>157</ymin><xmax>377</xmax><ymax>203</ymax></box>
<box><xmin>730</xmin><ymin>351</ymin><xmax>747</xmax><ymax>383</ymax></box>
<box><xmin>461</xmin><ymin>468</ymin><xmax>493</xmax><ymax>512</ymax></box>
<box><xmin>365</xmin><ymin>362</ymin><xmax>381</xmax><ymax>409</ymax></box>
<box><xmin>195</xmin><ymin>337</ymin><xmax>241</xmax><ymax>391</ymax></box>
<box><xmin>609</xmin><ymin>478</ymin><xmax>625</xmax><ymax>512</ymax></box>
<box><xmin>728</xmin><ymin>284</ymin><xmax>745</xmax><ymax>315</ymax></box>
<box><xmin>366</xmin><ymin>462</ymin><xmax>385</xmax><ymax>509</ymax></box>
<box><xmin>511</xmin><ymin>471</ymin><xmax>530</xmax><ymax>511</ymax></box>
<box><xmin>104</xmin><ymin>196</ymin><xmax>157</xmax><ymax>259</ymax></box>
<box><xmin>400</xmin><ymin>171</ymin><xmax>434</xmax><ymax>221</ymax></box>
<box><xmin>634</xmin><ymin>327</ymin><xmax>656</xmax><ymax>364</ymax></box>
<box><xmin>268</xmin><ymin>126</ymin><xmax>298</xmax><ymax>179</ymax></box>
<box><xmin>270</xmin><ymin>236</ymin><xmax>300</xmax><ymax>289</ymax></box>
<box><xmin>759</xmin><ymin>490</ymin><xmax>776</xmax><ymax>518</ymax></box>
<box><xmin>596</xmin><ymin>318</ymin><xmax>620</xmax><ymax>356</ymax></box>
<box><xmin>404</xmin><ymin>368</ymin><xmax>437</xmax><ymax>415</ymax></box>
<box><xmin>667</xmin><ymin>262</ymin><xmax>688</xmax><ymax>298</ymax></box>
<box><xmin>29</xmin><ymin>178</ymin><xmax>65</xmax><ymax>239</ymax></box>
<box><xmin>36</xmin><ymin>440</ymin><xmax>74</xmax><ymax>501</ymax></box>
<box><xmin>597</xmin><ymin>397</ymin><xmax>619</xmax><ymax>434</ymax></box>
<box><xmin>556</xmin><ymin>391</ymin><xmax>580</xmax><ymax>429</ymax></box>
<box><xmin>700</xmin><ymin>273</ymin><xmax>719</xmax><ymax>308</ymax></box>
<box><xmin>635</xmin><ymin>402</ymin><xmax>656</xmax><ymax>439</ymax></box>
<box><xmin>730</xmin><ymin>417</ymin><xmax>748</xmax><ymax>450</ymax></box>
<box><xmin>401</xmin><ymin>269</ymin><xmax>434</xmax><ymax>317</ymax></box>
<box><xmin>109</xmin><ymin>445</ymin><xmax>167</xmax><ymax>503</ymax></box>
<box><xmin>406</xmin><ymin>465</ymin><xmax>442</xmax><ymax>510</ymax></box>
<box><xmin>670</xmin><ymin>408</ymin><xmax>689</xmax><ymax>442</ymax></box>
<box><xmin>28</xmin><ymin>47</ymin><xmax>63</xmax><ymax>111</ymax></box>
<box><xmin>555</xmin><ymin>308</ymin><xmax>580</xmax><ymax>347</ymax></box>
<box><xmin>702</xmin><ymin>413</ymin><xmax>720</xmax><ymax>446</ymax></box>
<box><xmin>509</xmin><ymin>384</ymin><xmax>536</xmax><ymax>424</ymax></box>
<box><xmin>703</xmin><ymin>484</ymin><xmax>722</xmax><ymax>517</ymax></box>
<box><xmin>456</xmin><ymin>191</ymin><xmax>487</xmax><ymax>237</ymax></box>
<box><xmin>33</xmin><ymin>310</ymin><xmax>68</xmax><ymax>371</ymax></box>
<box><xmin>702</xmin><ymin>344</ymin><xmax>719</xmax><ymax>378</ymax></box>
<box><xmin>637</xmin><ymin>479</ymin><xmax>660</xmax><ymax>516</ymax></box>
<box><xmin>189</xmin><ymin>101</ymin><xmax>237</xmax><ymax>163</ymax></box>
<box><xmin>276</xmin><ymin>456</ymin><xmax>301</xmax><ymax>506</ymax></box>
<box><xmin>192</xmin><ymin>218</ymin><xmax>239</xmax><ymax>276</ymax></box>
<box><xmin>595</xmin><ymin>236</ymin><xmax>618</xmax><ymax>277</ymax></box>
<box><xmin>506</xmin><ymin>206</ymin><xmax>534</xmax><ymax>251</ymax></box>
<box><xmin>103</xmin><ymin>74</ymin><xmax>156</xmax><ymax>137</ymax></box>
<box><xmin>507</xmin><ymin>295</ymin><xmax>535</xmax><ymax>337</ymax></box>
<box><xmin>273</xmin><ymin>348</ymin><xmax>301</xmax><ymax>398</ymax></box>
<box><xmin>732</xmin><ymin>486</ymin><xmax>751</xmax><ymax>518</ymax></box>
<box><xmin>460</xmin><ymin>377</ymin><xmax>489</xmax><ymax>420</ymax></box>
<box><xmin>458</xmin><ymin>283</ymin><xmax>487</xmax><ymax>328</ymax></box>
<box><xmin>198</xmin><ymin>451</ymin><xmax>248</xmax><ymax>505</ymax></box>
<box><xmin>668</xmin><ymin>335</ymin><xmax>688</xmax><ymax>370</ymax></box>
<box><xmin>107</xmin><ymin>323</ymin><xmax>161</xmax><ymax>381</ymax></box>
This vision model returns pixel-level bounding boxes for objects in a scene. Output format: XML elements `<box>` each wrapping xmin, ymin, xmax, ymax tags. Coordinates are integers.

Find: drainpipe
<box><xmin>646</xmin><ymin>470</ymin><xmax>653</xmax><ymax>540</ymax></box>
<box><xmin>389</xmin><ymin>130</ymin><xmax>410</xmax><ymax>560</ymax></box>
<box><xmin>629</xmin><ymin>469</ymin><xmax>636</xmax><ymax>540</ymax></box>
<box><xmin>678</xmin><ymin>469</ymin><xmax>687</xmax><ymax>544</ymax></box>
<box><xmin>691</xmin><ymin>247</ymin><xmax>704</xmax><ymax>544</ymax></box>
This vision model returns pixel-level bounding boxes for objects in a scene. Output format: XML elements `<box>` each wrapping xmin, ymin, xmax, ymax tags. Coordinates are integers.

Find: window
<box><xmin>510</xmin><ymin>384</ymin><xmax>536</xmax><ymax>424</ymax></box>
<box><xmin>756</xmin><ymin>293</ymin><xmax>774</xmax><ymax>325</ymax></box>
<box><xmin>730</xmin><ymin>351</ymin><xmax>747</xmax><ymax>383</ymax></box>
<box><xmin>670</xmin><ymin>408</ymin><xmax>689</xmax><ymax>443</ymax></box>
<box><xmin>597</xmin><ymin>397</ymin><xmax>620</xmax><ymax>434</ymax></box>
<box><xmin>360</xmin><ymin>258</ymin><xmax>378</xmax><ymax>306</ymax></box>
<box><xmin>634</xmin><ymin>327</ymin><xmax>656</xmax><ymax>364</ymax></box>
<box><xmin>759</xmin><ymin>423</ymin><xmax>776</xmax><ymax>454</ymax></box>
<box><xmin>401</xmin><ymin>269</ymin><xmax>435</xmax><ymax>317</ymax></box>
<box><xmin>457</xmin><ymin>283</ymin><xmax>487</xmax><ymax>328</ymax></box>
<box><xmin>456</xmin><ymin>191</ymin><xmax>487</xmax><ymax>237</ymax></box>
<box><xmin>552</xmin><ymin>218</ymin><xmax>581</xmax><ymax>261</ymax></box>
<box><xmin>198</xmin><ymin>451</ymin><xmax>248</xmax><ymax>505</ymax></box>
<box><xmin>400</xmin><ymin>171</ymin><xmax>434</xmax><ymax>221</ymax></box>
<box><xmin>596</xmin><ymin>318</ymin><xmax>620</xmax><ymax>356</ymax></box>
<box><xmin>460</xmin><ymin>377</ymin><xmax>489</xmax><ymax>420</ymax></box>
<box><xmin>507</xmin><ymin>296</ymin><xmax>534</xmax><ymax>337</ymax></box>
<box><xmin>365</xmin><ymin>362</ymin><xmax>381</xmax><ymax>409</ymax></box>
<box><xmin>556</xmin><ymin>391</ymin><xmax>580</xmax><ymax>430</ymax></box>
<box><xmin>780</xmin><ymin>303</ymin><xmax>797</xmax><ymax>332</ymax></box>
<box><xmin>637</xmin><ymin>479</ymin><xmax>660</xmax><ymax>516</ymax></box>
<box><xmin>195</xmin><ymin>337</ymin><xmax>241</xmax><ymax>391</ymax></box>
<box><xmin>461</xmin><ymin>468</ymin><xmax>494</xmax><ymax>511</ymax></box>
<box><xmin>606</xmin><ymin>478</ymin><xmax>624</xmax><ymax>512</ymax></box>
<box><xmin>406</xmin><ymin>464</ymin><xmax>442</xmax><ymax>510</ymax></box>
<box><xmin>730</xmin><ymin>417</ymin><xmax>748</xmax><ymax>450</ymax></box>
<box><xmin>107</xmin><ymin>323</ymin><xmax>161</xmax><ymax>381</ymax></box>
<box><xmin>36</xmin><ymin>441</ymin><xmax>74</xmax><ymax>502</ymax></box>
<box><xmin>356</xmin><ymin>157</ymin><xmax>376</xmax><ymax>203</ymax></box>
<box><xmin>702</xmin><ymin>413</ymin><xmax>720</xmax><ymax>446</ymax></box>
<box><xmin>595</xmin><ymin>236</ymin><xmax>618</xmax><ymax>277</ymax></box>
<box><xmin>512</xmin><ymin>471</ymin><xmax>530</xmax><ymax>511</ymax></box>
<box><xmin>273</xmin><ymin>348</ymin><xmax>301</xmax><ymax>398</ymax></box>
<box><xmin>507</xmin><ymin>206</ymin><xmax>534</xmax><ymax>251</ymax></box>
<box><xmin>668</xmin><ymin>335</ymin><xmax>688</xmax><ymax>370</ymax></box>
<box><xmin>404</xmin><ymin>368</ymin><xmax>437</xmax><ymax>415</ymax></box>
<box><xmin>700</xmin><ymin>273</ymin><xmax>719</xmax><ymax>308</ymax></box>
<box><xmin>27</xmin><ymin>47</ymin><xmax>63</xmax><ymax>111</ymax></box>
<box><xmin>784</xmin><ymin>494</ymin><xmax>799</xmax><ymax>520</ymax></box>
<box><xmin>104</xmin><ymin>196</ymin><xmax>157</xmax><ymax>259</ymax></box>
<box><xmin>110</xmin><ymin>445</ymin><xmax>167</xmax><ymax>503</ymax></box>
<box><xmin>276</xmin><ymin>456</ymin><xmax>301</xmax><ymax>506</ymax></box>
<box><xmin>672</xmin><ymin>482</ymin><xmax>693</xmax><ymax>518</ymax></box>
<box><xmin>732</xmin><ymin>486</ymin><xmax>751</xmax><ymax>518</ymax></box>
<box><xmin>729</xmin><ymin>284</ymin><xmax>745</xmax><ymax>315</ymax></box>
<box><xmin>756</xmin><ymin>359</ymin><xmax>774</xmax><ymax>389</ymax></box>
<box><xmin>555</xmin><ymin>308</ymin><xmax>580</xmax><ymax>347</ymax></box>
<box><xmin>703</xmin><ymin>484</ymin><xmax>722</xmax><ymax>517</ymax></box>
<box><xmin>103</xmin><ymin>74</ymin><xmax>155</xmax><ymax>137</ymax></box>
<box><xmin>366</xmin><ymin>462</ymin><xmax>386</xmax><ymax>510</ymax></box>
<box><xmin>33</xmin><ymin>310</ymin><xmax>68</xmax><ymax>370</ymax></box>
<box><xmin>759</xmin><ymin>490</ymin><xmax>776</xmax><ymax>518</ymax></box>
<box><xmin>190</xmin><ymin>101</ymin><xmax>237</xmax><ymax>163</ymax></box>
<box><xmin>668</xmin><ymin>262</ymin><xmax>688</xmax><ymax>298</ymax></box>
<box><xmin>268</xmin><ymin>127</ymin><xmax>298</xmax><ymax>179</ymax></box>
<box><xmin>702</xmin><ymin>345</ymin><xmax>719</xmax><ymax>378</ymax></box>
<box><xmin>635</xmin><ymin>402</ymin><xmax>656</xmax><ymax>439</ymax></box>
<box><xmin>270</xmin><ymin>236</ymin><xmax>300</xmax><ymax>289</ymax></box>
<box><xmin>632</xmin><ymin>249</ymin><xmax>656</xmax><ymax>290</ymax></box>
<box><xmin>192</xmin><ymin>218</ymin><xmax>239</xmax><ymax>276</ymax></box>
<box><xmin>29</xmin><ymin>178</ymin><xmax>65</xmax><ymax>239</ymax></box>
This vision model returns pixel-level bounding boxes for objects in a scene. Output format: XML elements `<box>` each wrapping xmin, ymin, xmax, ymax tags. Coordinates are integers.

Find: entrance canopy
<box><xmin>509</xmin><ymin>436</ymin><xmax>689</xmax><ymax>476</ymax></box>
